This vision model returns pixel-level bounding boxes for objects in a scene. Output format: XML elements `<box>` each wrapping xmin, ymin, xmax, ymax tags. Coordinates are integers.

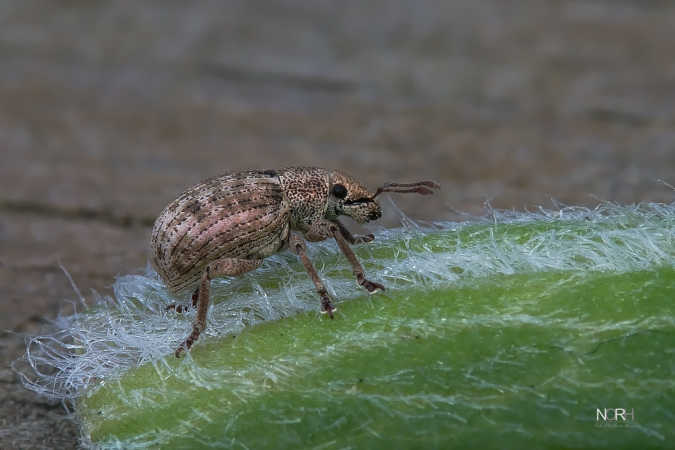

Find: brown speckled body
<box><xmin>150</xmin><ymin>166</ymin><xmax>438</xmax><ymax>356</ymax></box>
<box><xmin>151</xmin><ymin>169</ymin><xmax>291</xmax><ymax>294</ymax></box>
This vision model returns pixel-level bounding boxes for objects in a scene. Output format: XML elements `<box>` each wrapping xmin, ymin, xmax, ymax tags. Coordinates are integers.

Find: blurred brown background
<box><xmin>1</xmin><ymin>1</ymin><xmax>674</xmax><ymax>448</ymax></box>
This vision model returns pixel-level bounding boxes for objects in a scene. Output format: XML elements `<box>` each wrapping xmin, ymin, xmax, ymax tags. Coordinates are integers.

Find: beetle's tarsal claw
<box><xmin>321</xmin><ymin>298</ymin><xmax>336</xmax><ymax>319</ymax></box>
<box><xmin>320</xmin><ymin>307</ymin><xmax>337</xmax><ymax>318</ymax></box>
<box><xmin>358</xmin><ymin>277</ymin><xmax>385</xmax><ymax>293</ymax></box>
<box><xmin>175</xmin><ymin>326</ymin><xmax>201</xmax><ymax>357</ymax></box>
<box><xmin>357</xmin><ymin>233</ymin><xmax>375</xmax><ymax>244</ymax></box>
<box><xmin>371</xmin><ymin>284</ymin><xmax>385</xmax><ymax>294</ymax></box>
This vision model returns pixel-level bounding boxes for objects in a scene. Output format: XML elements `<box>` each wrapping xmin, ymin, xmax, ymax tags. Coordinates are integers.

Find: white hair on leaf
<box><xmin>13</xmin><ymin>202</ymin><xmax>675</xmax><ymax>408</ymax></box>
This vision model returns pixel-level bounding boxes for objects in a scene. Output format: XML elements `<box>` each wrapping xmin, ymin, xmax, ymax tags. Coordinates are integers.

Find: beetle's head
<box><xmin>328</xmin><ymin>170</ymin><xmax>440</xmax><ymax>224</ymax></box>
<box><xmin>328</xmin><ymin>170</ymin><xmax>381</xmax><ymax>223</ymax></box>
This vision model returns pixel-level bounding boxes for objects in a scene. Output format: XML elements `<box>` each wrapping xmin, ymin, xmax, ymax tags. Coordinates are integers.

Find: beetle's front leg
<box><xmin>335</xmin><ymin>219</ymin><xmax>374</xmax><ymax>245</ymax></box>
<box><xmin>332</xmin><ymin>224</ymin><xmax>385</xmax><ymax>294</ymax></box>
<box><xmin>289</xmin><ymin>233</ymin><xmax>337</xmax><ymax>318</ymax></box>
<box><xmin>305</xmin><ymin>220</ymin><xmax>385</xmax><ymax>294</ymax></box>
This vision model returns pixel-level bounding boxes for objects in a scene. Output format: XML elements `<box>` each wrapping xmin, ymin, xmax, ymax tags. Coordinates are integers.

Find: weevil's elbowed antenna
<box><xmin>372</xmin><ymin>180</ymin><xmax>440</xmax><ymax>198</ymax></box>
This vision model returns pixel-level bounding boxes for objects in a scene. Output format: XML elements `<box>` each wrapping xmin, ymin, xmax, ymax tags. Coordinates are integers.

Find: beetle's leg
<box><xmin>335</xmin><ymin>219</ymin><xmax>374</xmax><ymax>245</ymax></box>
<box><xmin>305</xmin><ymin>220</ymin><xmax>385</xmax><ymax>294</ymax></box>
<box><xmin>175</xmin><ymin>258</ymin><xmax>263</xmax><ymax>357</ymax></box>
<box><xmin>192</xmin><ymin>287</ymin><xmax>199</xmax><ymax>307</ymax></box>
<box><xmin>175</xmin><ymin>268</ymin><xmax>210</xmax><ymax>358</ymax></box>
<box><xmin>331</xmin><ymin>223</ymin><xmax>385</xmax><ymax>294</ymax></box>
<box><xmin>289</xmin><ymin>233</ymin><xmax>336</xmax><ymax>318</ymax></box>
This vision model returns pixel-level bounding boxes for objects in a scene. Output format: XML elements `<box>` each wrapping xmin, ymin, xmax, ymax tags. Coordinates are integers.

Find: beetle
<box><xmin>150</xmin><ymin>167</ymin><xmax>439</xmax><ymax>357</ymax></box>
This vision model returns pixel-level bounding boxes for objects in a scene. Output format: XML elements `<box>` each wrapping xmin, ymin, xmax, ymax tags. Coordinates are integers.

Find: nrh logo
<box><xmin>596</xmin><ymin>408</ymin><xmax>635</xmax><ymax>423</ymax></box>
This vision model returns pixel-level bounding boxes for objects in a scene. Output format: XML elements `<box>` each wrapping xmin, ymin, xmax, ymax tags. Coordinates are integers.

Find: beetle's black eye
<box><xmin>332</xmin><ymin>184</ymin><xmax>348</xmax><ymax>199</ymax></box>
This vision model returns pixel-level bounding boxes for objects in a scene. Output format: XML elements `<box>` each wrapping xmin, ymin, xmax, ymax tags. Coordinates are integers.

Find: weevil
<box><xmin>150</xmin><ymin>167</ymin><xmax>439</xmax><ymax>357</ymax></box>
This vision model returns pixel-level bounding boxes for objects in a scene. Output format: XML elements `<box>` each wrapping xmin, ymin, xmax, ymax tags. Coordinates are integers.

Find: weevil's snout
<box><xmin>328</xmin><ymin>170</ymin><xmax>382</xmax><ymax>223</ymax></box>
<box><xmin>345</xmin><ymin>200</ymin><xmax>382</xmax><ymax>223</ymax></box>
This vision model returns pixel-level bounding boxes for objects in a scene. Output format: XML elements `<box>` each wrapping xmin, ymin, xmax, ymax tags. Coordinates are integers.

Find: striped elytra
<box><xmin>151</xmin><ymin>170</ymin><xmax>291</xmax><ymax>294</ymax></box>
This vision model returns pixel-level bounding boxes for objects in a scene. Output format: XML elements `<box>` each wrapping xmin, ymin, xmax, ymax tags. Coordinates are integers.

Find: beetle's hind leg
<box><xmin>166</xmin><ymin>287</ymin><xmax>199</xmax><ymax>314</ymax></box>
<box><xmin>174</xmin><ymin>258</ymin><xmax>263</xmax><ymax>357</ymax></box>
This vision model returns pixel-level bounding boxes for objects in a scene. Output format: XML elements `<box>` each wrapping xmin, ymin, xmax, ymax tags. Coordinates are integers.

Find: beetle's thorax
<box><xmin>278</xmin><ymin>167</ymin><xmax>330</xmax><ymax>230</ymax></box>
